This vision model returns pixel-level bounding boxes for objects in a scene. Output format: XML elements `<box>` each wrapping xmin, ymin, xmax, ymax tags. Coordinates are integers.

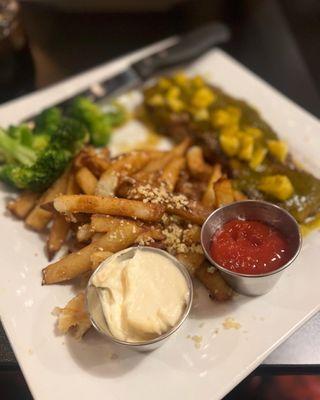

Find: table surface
<box><xmin>1</xmin><ymin>0</ymin><xmax>320</xmax><ymax>374</ymax></box>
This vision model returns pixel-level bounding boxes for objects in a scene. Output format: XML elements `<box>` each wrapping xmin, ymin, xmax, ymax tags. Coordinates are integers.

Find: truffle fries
<box><xmin>7</xmin><ymin>139</ymin><xmax>248</xmax><ymax>339</ymax></box>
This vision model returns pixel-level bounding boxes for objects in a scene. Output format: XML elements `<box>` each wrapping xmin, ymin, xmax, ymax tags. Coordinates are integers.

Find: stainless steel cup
<box><xmin>201</xmin><ymin>200</ymin><xmax>302</xmax><ymax>296</ymax></box>
<box><xmin>86</xmin><ymin>246</ymin><xmax>193</xmax><ymax>351</ymax></box>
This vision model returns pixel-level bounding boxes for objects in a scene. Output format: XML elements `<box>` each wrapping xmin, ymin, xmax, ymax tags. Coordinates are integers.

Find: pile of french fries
<box><xmin>7</xmin><ymin>138</ymin><xmax>245</xmax><ymax>339</ymax></box>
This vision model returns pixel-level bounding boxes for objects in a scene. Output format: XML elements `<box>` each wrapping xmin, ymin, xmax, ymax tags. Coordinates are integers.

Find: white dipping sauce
<box><xmin>92</xmin><ymin>249</ymin><xmax>189</xmax><ymax>342</ymax></box>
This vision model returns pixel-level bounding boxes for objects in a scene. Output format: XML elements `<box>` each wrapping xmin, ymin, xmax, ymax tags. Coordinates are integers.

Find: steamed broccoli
<box><xmin>68</xmin><ymin>97</ymin><xmax>126</xmax><ymax>146</ymax></box>
<box><xmin>0</xmin><ymin>97</ymin><xmax>126</xmax><ymax>191</ymax></box>
<box><xmin>0</xmin><ymin>113</ymin><xmax>88</xmax><ymax>191</ymax></box>
<box><xmin>0</xmin><ymin>148</ymin><xmax>71</xmax><ymax>191</ymax></box>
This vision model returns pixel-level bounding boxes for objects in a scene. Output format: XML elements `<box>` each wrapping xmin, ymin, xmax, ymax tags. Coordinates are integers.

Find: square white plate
<box><xmin>1</xmin><ymin>44</ymin><xmax>320</xmax><ymax>400</ymax></box>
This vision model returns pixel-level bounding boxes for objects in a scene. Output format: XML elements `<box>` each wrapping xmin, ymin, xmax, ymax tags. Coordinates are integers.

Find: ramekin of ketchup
<box><xmin>201</xmin><ymin>201</ymin><xmax>302</xmax><ymax>296</ymax></box>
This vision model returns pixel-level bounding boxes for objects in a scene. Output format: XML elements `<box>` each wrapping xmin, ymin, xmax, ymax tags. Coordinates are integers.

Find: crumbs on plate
<box><xmin>222</xmin><ymin>317</ymin><xmax>241</xmax><ymax>330</ymax></box>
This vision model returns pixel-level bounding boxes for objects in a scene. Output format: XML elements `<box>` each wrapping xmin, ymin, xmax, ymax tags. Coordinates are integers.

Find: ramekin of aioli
<box><xmin>86</xmin><ymin>246</ymin><xmax>193</xmax><ymax>351</ymax></box>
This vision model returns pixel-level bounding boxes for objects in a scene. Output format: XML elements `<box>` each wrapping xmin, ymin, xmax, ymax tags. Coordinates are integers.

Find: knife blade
<box><xmin>59</xmin><ymin>22</ymin><xmax>230</xmax><ymax>108</ymax></box>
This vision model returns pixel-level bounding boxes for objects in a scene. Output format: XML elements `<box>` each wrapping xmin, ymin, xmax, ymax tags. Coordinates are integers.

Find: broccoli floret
<box><xmin>35</xmin><ymin>107</ymin><xmax>62</xmax><ymax>136</ymax></box>
<box><xmin>0</xmin><ymin>148</ymin><xmax>72</xmax><ymax>191</ymax></box>
<box><xmin>50</xmin><ymin>117</ymin><xmax>89</xmax><ymax>153</ymax></box>
<box><xmin>69</xmin><ymin>97</ymin><xmax>126</xmax><ymax>147</ymax></box>
<box><xmin>0</xmin><ymin>128</ymin><xmax>37</xmax><ymax>166</ymax></box>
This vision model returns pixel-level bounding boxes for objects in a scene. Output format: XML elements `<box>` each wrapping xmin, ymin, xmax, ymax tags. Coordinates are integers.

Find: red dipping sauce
<box><xmin>210</xmin><ymin>219</ymin><xmax>291</xmax><ymax>275</ymax></box>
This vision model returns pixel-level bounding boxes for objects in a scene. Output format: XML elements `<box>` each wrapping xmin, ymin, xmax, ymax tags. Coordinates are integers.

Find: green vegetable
<box><xmin>69</xmin><ymin>97</ymin><xmax>126</xmax><ymax>146</ymax></box>
<box><xmin>0</xmin><ymin>97</ymin><xmax>126</xmax><ymax>191</ymax></box>
<box><xmin>0</xmin><ymin>148</ymin><xmax>71</xmax><ymax>191</ymax></box>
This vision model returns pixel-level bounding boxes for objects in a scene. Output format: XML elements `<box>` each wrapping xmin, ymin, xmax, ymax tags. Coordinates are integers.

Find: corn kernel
<box><xmin>166</xmin><ymin>86</ymin><xmax>181</xmax><ymax>99</ymax></box>
<box><xmin>211</xmin><ymin>109</ymin><xmax>231</xmax><ymax>128</ymax></box>
<box><xmin>147</xmin><ymin>94</ymin><xmax>164</xmax><ymax>107</ymax></box>
<box><xmin>244</xmin><ymin>126</ymin><xmax>263</xmax><ymax>139</ymax></box>
<box><xmin>220</xmin><ymin>133</ymin><xmax>240</xmax><ymax>156</ymax></box>
<box><xmin>227</xmin><ymin>106</ymin><xmax>241</xmax><ymax>125</ymax></box>
<box><xmin>173</xmin><ymin>72</ymin><xmax>188</xmax><ymax>87</ymax></box>
<box><xmin>191</xmin><ymin>75</ymin><xmax>205</xmax><ymax>88</ymax></box>
<box><xmin>249</xmin><ymin>147</ymin><xmax>267</xmax><ymax>169</ymax></box>
<box><xmin>258</xmin><ymin>175</ymin><xmax>294</xmax><ymax>201</ymax></box>
<box><xmin>191</xmin><ymin>87</ymin><xmax>215</xmax><ymax>109</ymax></box>
<box><xmin>238</xmin><ymin>135</ymin><xmax>254</xmax><ymax>161</ymax></box>
<box><xmin>167</xmin><ymin>97</ymin><xmax>184</xmax><ymax>112</ymax></box>
<box><xmin>158</xmin><ymin>78</ymin><xmax>171</xmax><ymax>90</ymax></box>
<box><xmin>221</xmin><ymin>124</ymin><xmax>239</xmax><ymax>136</ymax></box>
<box><xmin>192</xmin><ymin>108</ymin><xmax>210</xmax><ymax>121</ymax></box>
<box><xmin>267</xmin><ymin>140</ymin><xmax>288</xmax><ymax>163</ymax></box>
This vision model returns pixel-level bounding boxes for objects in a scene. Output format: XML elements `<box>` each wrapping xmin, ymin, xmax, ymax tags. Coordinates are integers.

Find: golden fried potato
<box><xmin>47</xmin><ymin>213</ymin><xmax>70</xmax><ymax>261</ymax></box>
<box><xmin>55</xmin><ymin>292</ymin><xmax>91</xmax><ymax>339</ymax></box>
<box><xmin>168</xmin><ymin>200</ymin><xmax>210</xmax><ymax>225</ymax></box>
<box><xmin>214</xmin><ymin>178</ymin><xmax>234</xmax><ymax>208</ymax></box>
<box><xmin>7</xmin><ymin>191</ymin><xmax>39</xmax><ymax>219</ymax></box>
<box><xmin>176</xmin><ymin>252</ymin><xmax>204</xmax><ymax>276</ymax></box>
<box><xmin>96</xmin><ymin>151</ymin><xmax>151</xmax><ymax>196</ymax></box>
<box><xmin>25</xmin><ymin>169</ymin><xmax>70</xmax><ymax>231</ymax></box>
<box><xmin>186</xmin><ymin>146</ymin><xmax>212</xmax><ymax>180</ymax></box>
<box><xmin>76</xmin><ymin>223</ymin><xmax>94</xmax><ymax>242</ymax></box>
<box><xmin>91</xmin><ymin>215</ymin><xmax>134</xmax><ymax>232</ymax></box>
<box><xmin>160</xmin><ymin>157</ymin><xmax>186</xmax><ymax>192</ymax></box>
<box><xmin>76</xmin><ymin>167</ymin><xmax>98</xmax><ymax>195</ymax></box>
<box><xmin>201</xmin><ymin>164</ymin><xmax>222</xmax><ymax>208</ymax></box>
<box><xmin>42</xmin><ymin>222</ymin><xmax>144</xmax><ymax>284</ymax></box>
<box><xmin>54</xmin><ymin>195</ymin><xmax>165</xmax><ymax>222</ymax></box>
<box><xmin>196</xmin><ymin>263</ymin><xmax>233</xmax><ymax>301</ymax></box>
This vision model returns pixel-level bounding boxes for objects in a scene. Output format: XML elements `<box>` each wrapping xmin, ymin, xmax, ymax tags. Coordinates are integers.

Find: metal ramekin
<box><xmin>86</xmin><ymin>246</ymin><xmax>193</xmax><ymax>351</ymax></box>
<box><xmin>201</xmin><ymin>200</ymin><xmax>302</xmax><ymax>296</ymax></box>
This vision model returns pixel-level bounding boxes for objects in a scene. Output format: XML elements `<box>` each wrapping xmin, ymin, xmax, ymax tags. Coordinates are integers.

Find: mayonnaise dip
<box><xmin>92</xmin><ymin>248</ymin><xmax>189</xmax><ymax>342</ymax></box>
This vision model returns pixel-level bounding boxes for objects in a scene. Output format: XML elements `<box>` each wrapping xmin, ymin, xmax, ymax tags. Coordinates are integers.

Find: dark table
<box><xmin>1</xmin><ymin>0</ymin><xmax>320</xmax><ymax>398</ymax></box>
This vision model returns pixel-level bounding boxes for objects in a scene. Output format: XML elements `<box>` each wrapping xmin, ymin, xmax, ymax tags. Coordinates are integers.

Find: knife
<box><xmin>60</xmin><ymin>22</ymin><xmax>230</xmax><ymax>107</ymax></box>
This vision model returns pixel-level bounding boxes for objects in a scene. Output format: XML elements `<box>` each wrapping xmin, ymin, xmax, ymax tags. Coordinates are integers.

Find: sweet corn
<box><xmin>167</xmin><ymin>97</ymin><xmax>184</xmax><ymax>112</ymax></box>
<box><xmin>158</xmin><ymin>77</ymin><xmax>171</xmax><ymax>90</ymax></box>
<box><xmin>258</xmin><ymin>175</ymin><xmax>294</xmax><ymax>201</ymax></box>
<box><xmin>191</xmin><ymin>75</ymin><xmax>205</xmax><ymax>88</ymax></box>
<box><xmin>244</xmin><ymin>126</ymin><xmax>263</xmax><ymax>139</ymax></box>
<box><xmin>173</xmin><ymin>72</ymin><xmax>188</xmax><ymax>87</ymax></box>
<box><xmin>191</xmin><ymin>87</ymin><xmax>215</xmax><ymax>109</ymax></box>
<box><xmin>192</xmin><ymin>108</ymin><xmax>210</xmax><ymax>121</ymax></box>
<box><xmin>211</xmin><ymin>109</ymin><xmax>231</xmax><ymax>128</ymax></box>
<box><xmin>220</xmin><ymin>133</ymin><xmax>240</xmax><ymax>156</ymax></box>
<box><xmin>147</xmin><ymin>94</ymin><xmax>164</xmax><ymax>107</ymax></box>
<box><xmin>238</xmin><ymin>134</ymin><xmax>254</xmax><ymax>161</ymax></box>
<box><xmin>166</xmin><ymin>86</ymin><xmax>181</xmax><ymax>99</ymax></box>
<box><xmin>249</xmin><ymin>146</ymin><xmax>267</xmax><ymax>170</ymax></box>
<box><xmin>267</xmin><ymin>140</ymin><xmax>288</xmax><ymax>163</ymax></box>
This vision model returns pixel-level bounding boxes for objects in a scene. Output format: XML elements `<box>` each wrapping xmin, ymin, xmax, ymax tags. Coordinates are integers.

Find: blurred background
<box><xmin>1</xmin><ymin>0</ymin><xmax>320</xmax><ymax>398</ymax></box>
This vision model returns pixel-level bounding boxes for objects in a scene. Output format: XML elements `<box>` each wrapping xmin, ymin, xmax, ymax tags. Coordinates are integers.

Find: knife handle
<box><xmin>132</xmin><ymin>22</ymin><xmax>230</xmax><ymax>80</ymax></box>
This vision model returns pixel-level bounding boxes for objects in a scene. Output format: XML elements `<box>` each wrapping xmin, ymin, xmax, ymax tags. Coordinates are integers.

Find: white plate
<box><xmin>1</xmin><ymin>45</ymin><xmax>320</xmax><ymax>400</ymax></box>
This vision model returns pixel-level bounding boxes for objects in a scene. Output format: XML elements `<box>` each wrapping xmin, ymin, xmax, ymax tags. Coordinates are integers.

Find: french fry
<box><xmin>96</xmin><ymin>151</ymin><xmax>151</xmax><ymax>196</ymax></box>
<box><xmin>214</xmin><ymin>178</ymin><xmax>234</xmax><ymax>207</ymax></box>
<box><xmin>90</xmin><ymin>250</ymin><xmax>113</xmax><ymax>270</ymax></box>
<box><xmin>176</xmin><ymin>252</ymin><xmax>204</xmax><ymax>276</ymax></box>
<box><xmin>160</xmin><ymin>157</ymin><xmax>186</xmax><ymax>192</ymax></box>
<box><xmin>233</xmin><ymin>190</ymin><xmax>247</xmax><ymax>201</ymax></box>
<box><xmin>141</xmin><ymin>138</ymin><xmax>191</xmax><ymax>174</ymax></box>
<box><xmin>196</xmin><ymin>263</ymin><xmax>233</xmax><ymax>301</ymax></box>
<box><xmin>76</xmin><ymin>167</ymin><xmax>98</xmax><ymax>195</ymax></box>
<box><xmin>183</xmin><ymin>225</ymin><xmax>201</xmax><ymax>244</ymax></box>
<box><xmin>82</xmin><ymin>150</ymin><xmax>110</xmax><ymax>176</ymax></box>
<box><xmin>42</xmin><ymin>222</ymin><xmax>144</xmax><ymax>284</ymax></box>
<box><xmin>135</xmin><ymin>228</ymin><xmax>165</xmax><ymax>244</ymax></box>
<box><xmin>46</xmin><ymin>213</ymin><xmax>70</xmax><ymax>261</ymax></box>
<box><xmin>76</xmin><ymin>223</ymin><xmax>94</xmax><ymax>242</ymax></box>
<box><xmin>91</xmin><ymin>215</ymin><xmax>133</xmax><ymax>232</ymax></box>
<box><xmin>66</xmin><ymin>173</ymin><xmax>80</xmax><ymax>195</ymax></box>
<box><xmin>54</xmin><ymin>195</ymin><xmax>165</xmax><ymax>222</ymax></box>
<box><xmin>55</xmin><ymin>292</ymin><xmax>91</xmax><ymax>339</ymax></box>
<box><xmin>201</xmin><ymin>164</ymin><xmax>222</xmax><ymax>208</ymax></box>
<box><xmin>25</xmin><ymin>169</ymin><xmax>70</xmax><ymax>231</ymax></box>
<box><xmin>168</xmin><ymin>200</ymin><xmax>210</xmax><ymax>225</ymax></box>
<box><xmin>187</xmin><ymin>146</ymin><xmax>212</xmax><ymax>180</ymax></box>
<box><xmin>7</xmin><ymin>191</ymin><xmax>39</xmax><ymax>219</ymax></box>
